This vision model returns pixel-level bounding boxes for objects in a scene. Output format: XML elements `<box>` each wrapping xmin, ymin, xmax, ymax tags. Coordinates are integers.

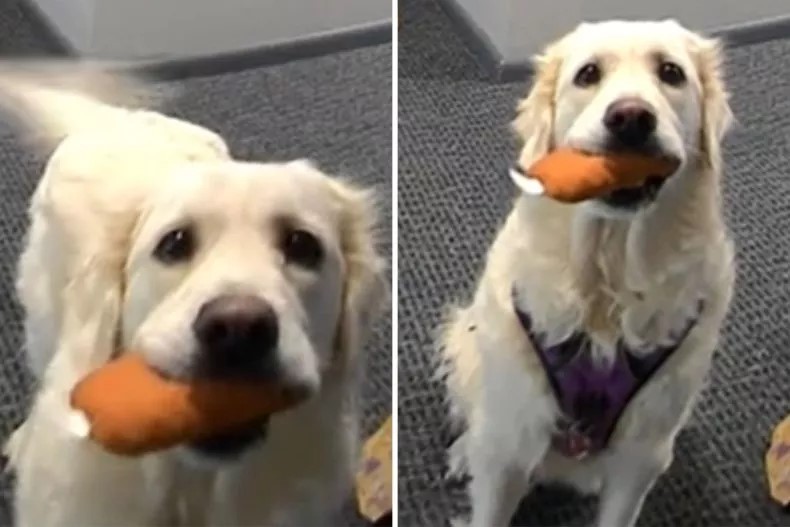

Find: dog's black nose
<box><xmin>603</xmin><ymin>98</ymin><xmax>657</xmax><ymax>147</ymax></box>
<box><xmin>193</xmin><ymin>294</ymin><xmax>278</xmax><ymax>371</ymax></box>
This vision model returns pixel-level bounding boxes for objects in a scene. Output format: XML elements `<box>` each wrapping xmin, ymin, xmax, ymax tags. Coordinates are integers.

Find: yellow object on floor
<box><xmin>766</xmin><ymin>413</ymin><xmax>790</xmax><ymax>505</ymax></box>
<box><xmin>356</xmin><ymin>415</ymin><xmax>392</xmax><ymax>522</ymax></box>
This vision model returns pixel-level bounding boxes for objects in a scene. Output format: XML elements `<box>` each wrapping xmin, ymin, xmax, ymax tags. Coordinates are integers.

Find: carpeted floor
<box><xmin>0</xmin><ymin>2</ymin><xmax>391</xmax><ymax>526</ymax></box>
<box><xmin>397</xmin><ymin>0</ymin><xmax>790</xmax><ymax>525</ymax></box>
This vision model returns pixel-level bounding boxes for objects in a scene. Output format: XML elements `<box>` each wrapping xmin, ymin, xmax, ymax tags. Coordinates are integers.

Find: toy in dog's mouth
<box><xmin>68</xmin><ymin>353</ymin><xmax>308</xmax><ymax>456</ymax></box>
<box><xmin>509</xmin><ymin>148</ymin><xmax>679</xmax><ymax>204</ymax></box>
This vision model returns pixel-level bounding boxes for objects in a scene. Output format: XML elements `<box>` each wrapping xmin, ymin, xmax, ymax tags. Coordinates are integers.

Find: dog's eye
<box><xmin>153</xmin><ymin>227</ymin><xmax>196</xmax><ymax>264</ymax></box>
<box><xmin>573</xmin><ymin>62</ymin><xmax>602</xmax><ymax>87</ymax></box>
<box><xmin>658</xmin><ymin>61</ymin><xmax>686</xmax><ymax>86</ymax></box>
<box><xmin>281</xmin><ymin>229</ymin><xmax>323</xmax><ymax>269</ymax></box>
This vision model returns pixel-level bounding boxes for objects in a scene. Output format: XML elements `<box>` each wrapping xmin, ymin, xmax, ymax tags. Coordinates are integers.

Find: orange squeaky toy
<box><xmin>68</xmin><ymin>353</ymin><xmax>307</xmax><ymax>456</ymax></box>
<box><xmin>508</xmin><ymin>148</ymin><xmax>680</xmax><ymax>203</ymax></box>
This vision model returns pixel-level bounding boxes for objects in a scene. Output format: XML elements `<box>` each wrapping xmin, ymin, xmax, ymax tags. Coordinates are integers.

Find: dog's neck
<box><xmin>581</xmin><ymin>165</ymin><xmax>719</xmax><ymax>278</ymax></box>
<box><xmin>512</xmin><ymin>162</ymin><xmax>723</xmax><ymax>350</ymax></box>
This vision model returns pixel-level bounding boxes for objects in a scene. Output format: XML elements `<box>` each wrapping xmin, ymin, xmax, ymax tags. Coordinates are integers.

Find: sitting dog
<box><xmin>440</xmin><ymin>20</ymin><xmax>734</xmax><ymax>527</ymax></box>
<box><xmin>1</xmin><ymin>67</ymin><xmax>386</xmax><ymax>526</ymax></box>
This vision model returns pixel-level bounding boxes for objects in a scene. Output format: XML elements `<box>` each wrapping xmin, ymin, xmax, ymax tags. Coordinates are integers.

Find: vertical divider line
<box><xmin>390</xmin><ymin>2</ymin><xmax>400</xmax><ymax>524</ymax></box>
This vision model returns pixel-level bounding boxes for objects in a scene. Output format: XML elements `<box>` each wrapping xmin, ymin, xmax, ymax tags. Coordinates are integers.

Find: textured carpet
<box><xmin>398</xmin><ymin>0</ymin><xmax>790</xmax><ymax>525</ymax></box>
<box><xmin>0</xmin><ymin>4</ymin><xmax>392</xmax><ymax>526</ymax></box>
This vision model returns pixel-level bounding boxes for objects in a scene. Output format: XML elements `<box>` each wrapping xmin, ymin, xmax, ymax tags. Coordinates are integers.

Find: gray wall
<box><xmin>453</xmin><ymin>0</ymin><xmax>790</xmax><ymax>63</ymax></box>
<box><xmin>31</xmin><ymin>0</ymin><xmax>390</xmax><ymax>59</ymax></box>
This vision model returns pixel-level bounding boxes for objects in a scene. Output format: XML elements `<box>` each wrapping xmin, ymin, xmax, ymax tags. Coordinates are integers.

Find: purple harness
<box><xmin>513</xmin><ymin>292</ymin><xmax>703</xmax><ymax>459</ymax></box>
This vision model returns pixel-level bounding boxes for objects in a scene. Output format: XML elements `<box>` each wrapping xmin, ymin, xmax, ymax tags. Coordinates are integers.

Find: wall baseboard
<box><xmin>710</xmin><ymin>16</ymin><xmax>790</xmax><ymax>47</ymax></box>
<box><xmin>436</xmin><ymin>0</ymin><xmax>790</xmax><ymax>82</ymax></box>
<box><xmin>122</xmin><ymin>22</ymin><xmax>391</xmax><ymax>81</ymax></box>
<box><xmin>18</xmin><ymin>0</ymin><xmax>390</xmax><ymax>80</ymax></box>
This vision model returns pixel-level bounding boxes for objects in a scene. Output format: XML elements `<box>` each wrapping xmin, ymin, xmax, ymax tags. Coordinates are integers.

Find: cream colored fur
<box><xmin>1</xmin><ymin>67</ymin><xmax>386</xmax><ymax>526</ymax></box>
<box><xmin>440</xmin><ymin>20</ymin><xmax>735</xmax><ymax>527</ymax></box>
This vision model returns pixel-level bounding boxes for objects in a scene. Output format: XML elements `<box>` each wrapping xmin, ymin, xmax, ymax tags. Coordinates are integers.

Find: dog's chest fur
<box><xmin>505</xmin><ymin>198</ymin><xmax>709</xmax><ymax>361</ymax></box>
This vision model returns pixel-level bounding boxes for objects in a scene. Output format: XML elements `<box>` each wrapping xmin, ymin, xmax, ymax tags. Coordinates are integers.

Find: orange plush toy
<box><xmin>509</xmin><ymin>148</ymin><xmax>680</xmax><ymax>203</ymax></box>
<box><xmin>69</xmin><ymin>353</ymin><xmax>307</xmax><ymax>456</ymax></box>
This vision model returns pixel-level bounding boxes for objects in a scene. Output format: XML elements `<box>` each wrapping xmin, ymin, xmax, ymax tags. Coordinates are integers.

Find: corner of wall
<box><xmin>25</xmin><ymin>0</ymin><xmax>94</xmax><ymax>53</ymax></box>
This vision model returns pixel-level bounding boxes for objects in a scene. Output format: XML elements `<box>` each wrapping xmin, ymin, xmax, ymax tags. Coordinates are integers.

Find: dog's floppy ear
<box><xmin>286</xmin><ymin>159</ymin><xmax>387</xmax><ymax>367</ymax></box>
<box><xmin>692</xmin><ymin>35</ymin><xmax>733</xmax><ymax>172</ymax></box>
<box><xmin>57</xmin><ymin>243</ymin><xmax>126</xmax><ymax>375</ymax></box>
<box><xmin>328</xmin><ymin>178</ymin><xmax>387</xmax><ymax>367</ymax></box>
<box><xmin>20</xmin><ymin>171</ymin><xmax>133</xmax><ymax>381</ymax></box>
<box><xmin>512</xmin><ymin>38</ymin><xmax>565</xmax><ymax>166</ymax></box>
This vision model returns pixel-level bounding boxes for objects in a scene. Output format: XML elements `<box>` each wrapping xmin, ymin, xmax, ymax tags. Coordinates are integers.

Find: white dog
<box><xmin>1</xmin><ymin>67</ymin><xmax>386</xmax><ymax>526</ymax></box>
<box><xmin>441</xmin><ymin>20</ymin><xmax>734</xmax><ymax>527</ymax></box>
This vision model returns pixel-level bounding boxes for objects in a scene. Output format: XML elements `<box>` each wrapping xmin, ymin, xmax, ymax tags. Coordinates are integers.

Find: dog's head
<box><xmin>114</xmin><ymin>160</ymin><xmax>385</xmax><ymax>461</ymax></box>
<box><xmin>513</xmin><ymin>20</ymin><xmax>732</xmax><ymax>217</ymax></box>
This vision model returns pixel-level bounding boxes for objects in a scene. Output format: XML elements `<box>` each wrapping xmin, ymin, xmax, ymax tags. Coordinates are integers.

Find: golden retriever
<box><xmin>1</xmin><ymin>67</ymin><xmax>386</xmax><ymax>526</ymax></box>
<box><xmin>441</xmin><ymin>20</ymin><xmax>734</xmax><ymax>527</ymax></box>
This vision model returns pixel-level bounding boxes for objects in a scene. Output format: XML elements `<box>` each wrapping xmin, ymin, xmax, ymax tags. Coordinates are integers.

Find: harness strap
<box><xmin>513</xmin><ymin>290</ymin><xmax>703</xmax><ymax>458</ymax></box>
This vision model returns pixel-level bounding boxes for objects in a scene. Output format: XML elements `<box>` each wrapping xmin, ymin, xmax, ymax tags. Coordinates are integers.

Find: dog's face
<box><xmin>120</xmin><ymin>160</ymin><xmax>382</xmax><ymax>461</ymax></box>
<box><xmin>514</xmin><ymin>20</ymin><xmax>731</xmax><ymax>217</ymax></box>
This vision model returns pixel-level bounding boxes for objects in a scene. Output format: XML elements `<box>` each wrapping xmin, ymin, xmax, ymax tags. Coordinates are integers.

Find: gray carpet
<box><xmin>398</xmin><ymin>0</ymin><xmax>790</xmax><ymax>525</ymax></box>
<box><xmin>0</xmin><ymin>3</ymin><xmax>392</xmax><ymax>526</ymax></box>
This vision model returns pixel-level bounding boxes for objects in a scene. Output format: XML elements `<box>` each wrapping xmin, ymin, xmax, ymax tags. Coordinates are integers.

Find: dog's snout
<box><xmin>193</xmin><ymin>294</ymin><xmax>279</xmax><ymax>363</ymax></box>
<box><xmin>603</xmin><ymin>97</ymin><xmax>657</xmax><ymax>147</ymax></box>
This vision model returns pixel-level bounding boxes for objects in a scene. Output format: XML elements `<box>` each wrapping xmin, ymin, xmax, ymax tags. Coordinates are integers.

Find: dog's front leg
<box><xmin>465</xmin><ymin>447</ymin><xmax>534</xmax><ymax>527</ymax></box>
<box><xmin>594</xmin><ymin>445</ymin><xmax>672</xmax><ymax>527</ymax></box>
<box><xmin>446</xmin><ymin>293</ymin><xmax>556</xmax><ymax>527</ymax></box>
<box><xmin>464</xmin><ymin>378</ymin><xmax>551</xmax><ymax>526</ymax></box>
